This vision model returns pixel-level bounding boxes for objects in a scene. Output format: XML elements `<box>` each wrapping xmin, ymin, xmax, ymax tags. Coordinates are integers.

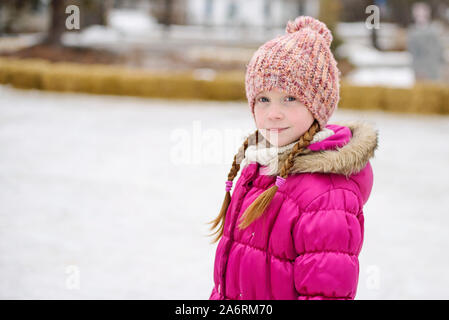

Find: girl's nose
<box><xmin>267</xmin><ymin>104</ymin><xmax>284</xmax><ymax>120</ymax></box>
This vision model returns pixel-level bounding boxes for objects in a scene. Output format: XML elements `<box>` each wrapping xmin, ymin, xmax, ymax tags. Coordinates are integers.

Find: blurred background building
<box><xmin>1</xmin><ymin>0</ymin><xmax>448</xmax><ymax>85</ymax></box>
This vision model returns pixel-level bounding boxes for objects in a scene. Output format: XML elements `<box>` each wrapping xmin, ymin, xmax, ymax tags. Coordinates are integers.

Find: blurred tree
<box><xmin>150</xmin><ymin>0</ymin><xmax>187</xmax><ymax>26</ymax></box>
<box><xmin>45</xmin><ymin>0</ymin><xmax>65</xmax><ymax>45</ymax></box>
<box><xmin>340</xmin><ymin>0</ymin><xmax>372</xmax><ymax>22</ymax></box>
<box><xmin>80</xmin><ymin>0</ymin><xmax>109</xmax><ymax>28</ymax></box>
<box><xmin>0</xmin><ymin>0</ymin><xmax>39</xmax><ymax>34</ymax></box>
<box><xmin>318</xmin><ymin>0</ymin><xmax>343</xmax><ymax>54</ymax></box>
<box><xmin>163</xmin><ymin>0</ymin><xmax>174</xmax><ymax>28</ymax></box>
<box><xmin>340</xmin><ymin>0</ymin><xmax>449</xmax><ymax>24</ymax></box>
<box><xmin>204</xmin><ymin>0</ymin><xmax>214</xmax><ymax>27</ymax></box>
<box><xmin>370</xmin><ymin>0</ymin><xmax>381</xmax><ymax>50</ymax></box>
<box><xmin>263</xmin><ymin>0</ymin><xmax>272</xmax><ymax>30</ymax></box>
<box><xmin>386</xmin><ymin>0</ymin><xmax>448</xmax><ymax>27</ymax></box>
<box><xmin>45</xmin><ymin>0</ymin><xmax>109</xmax><ymax>46</ymax></box>
<box><xmin>298</xmin><ymin>0</ymin><xmax>306</xmax><ymax>15</ymax></box>
<box><xmin>226</xmin><ymin>0</ymin><xmax>238</xmax><ymax>28</ymax></box>
<box><xmin>389</xmin><ymin>0</ymin><xmax>413</xmax><ymax>27</ymax></box>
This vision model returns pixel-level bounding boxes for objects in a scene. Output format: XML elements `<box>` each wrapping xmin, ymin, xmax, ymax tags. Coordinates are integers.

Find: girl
<box><xmin>207</xmin><ymin>16</ymin><xmax>378</xmax><ymax>300</ymax></box>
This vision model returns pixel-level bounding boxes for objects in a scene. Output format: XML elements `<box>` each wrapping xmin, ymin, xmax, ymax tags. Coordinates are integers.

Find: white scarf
<box><xmin>240</xmin><ymin>128</ymin><xmax>335</xmax><ymax>175</ymax></box>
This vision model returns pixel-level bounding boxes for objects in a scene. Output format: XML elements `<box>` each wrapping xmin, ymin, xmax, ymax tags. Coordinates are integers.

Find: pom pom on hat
<box><xmin>285</xmin><ymin>15</ymin><xmax>333</xmax><ymax>47</ymax></box>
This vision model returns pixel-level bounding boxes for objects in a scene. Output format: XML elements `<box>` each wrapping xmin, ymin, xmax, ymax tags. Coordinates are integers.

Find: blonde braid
<box><xmin>237</xmin><ymin>120</ymin><xmax>320</xmax><ymax>230</ymax></box>
<box><xmin>207</xmin><ymin>130</ymin><xmax>258</xmax><ymax>244</ymax></box>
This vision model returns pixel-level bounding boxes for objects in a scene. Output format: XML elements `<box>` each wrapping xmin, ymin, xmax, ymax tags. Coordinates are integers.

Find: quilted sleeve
<box><xmin>292</xmin><ymin>188</ymin><xmax>364</xmax><ymax>300</ymax></box>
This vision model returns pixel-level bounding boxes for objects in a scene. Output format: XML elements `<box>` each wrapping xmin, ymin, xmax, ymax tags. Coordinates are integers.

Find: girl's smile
<box><xmin>267</xmin><ymin>127</ymin><xmax>289</xmax><ymax>132</ymax></box>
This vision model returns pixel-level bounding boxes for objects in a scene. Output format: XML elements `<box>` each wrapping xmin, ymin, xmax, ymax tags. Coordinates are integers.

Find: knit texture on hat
<box><xmin>245</xmin><ymin>16</ymin><xmax>341</xmax><ymax>130</ymax></box>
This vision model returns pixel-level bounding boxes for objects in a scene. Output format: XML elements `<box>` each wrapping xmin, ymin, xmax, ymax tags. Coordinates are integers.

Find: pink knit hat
<box><xmin>245</xmin><ymin>16</ymin><xmax>341</xmax><ymax>130</ymax></box>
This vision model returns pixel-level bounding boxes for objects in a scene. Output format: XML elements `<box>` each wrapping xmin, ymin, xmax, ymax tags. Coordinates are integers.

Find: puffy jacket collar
<box><xmin>238</xmin><ymin>120</ymin><xmax>378</xmax><ymax>178</ymax></box>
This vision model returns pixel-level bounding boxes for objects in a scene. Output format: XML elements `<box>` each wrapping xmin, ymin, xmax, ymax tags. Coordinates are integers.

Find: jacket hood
<box><xmin>237</xmin><ymin>120</ymin><xmax>379</xmax><ymax>178</ymax></box>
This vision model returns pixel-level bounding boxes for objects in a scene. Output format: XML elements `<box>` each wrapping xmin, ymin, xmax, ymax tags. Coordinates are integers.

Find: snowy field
<box><xmin>1</xmin><ymin>85</ymin><xmax>449</xmax><ymax>299</ymax></box>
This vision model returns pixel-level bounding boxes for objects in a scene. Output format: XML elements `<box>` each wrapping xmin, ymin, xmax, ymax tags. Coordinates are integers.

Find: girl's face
<box><xmin>253</xmin><ymin>88</ymin><xmax>315</xmax><ymax>147</ymax></box>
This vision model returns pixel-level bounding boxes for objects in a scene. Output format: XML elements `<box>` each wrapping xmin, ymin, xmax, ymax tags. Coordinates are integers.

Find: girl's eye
<box><xmin>257</xmin><ymin>96</ymin><xmax>296</xmax><ymax>103</ymax></box>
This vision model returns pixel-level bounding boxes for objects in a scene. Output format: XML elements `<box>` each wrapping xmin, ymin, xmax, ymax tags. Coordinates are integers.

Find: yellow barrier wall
<box><xmin>0</xmin><ymin>57</ymin><xmax>447</xmax><ymax>114</ymax></box>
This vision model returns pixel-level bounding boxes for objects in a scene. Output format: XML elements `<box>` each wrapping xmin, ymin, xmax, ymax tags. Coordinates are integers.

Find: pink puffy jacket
<box><xmin>209</xmin><ymin>121</ymin><xmax>378</xmax><ymax>300</ymax></box>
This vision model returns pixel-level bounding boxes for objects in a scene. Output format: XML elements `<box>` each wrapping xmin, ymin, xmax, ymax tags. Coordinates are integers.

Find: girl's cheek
<box><xmin>254</xmin><ymin>110</ymin><xmax>263</xmax><ymax>124</ymax></box>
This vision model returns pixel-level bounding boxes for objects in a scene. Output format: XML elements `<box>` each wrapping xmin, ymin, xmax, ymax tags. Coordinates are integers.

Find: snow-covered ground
<box><xmin>0</xmin><ymin>85</ymin><xmax>449</xmax><ymax>299</ymax></box>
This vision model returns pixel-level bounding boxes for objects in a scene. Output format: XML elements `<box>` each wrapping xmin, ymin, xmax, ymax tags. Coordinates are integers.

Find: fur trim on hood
<box><xmin>236</xmin><ymin>121</ymin><xmax>379</xmax><ymax>178</ymax></box>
